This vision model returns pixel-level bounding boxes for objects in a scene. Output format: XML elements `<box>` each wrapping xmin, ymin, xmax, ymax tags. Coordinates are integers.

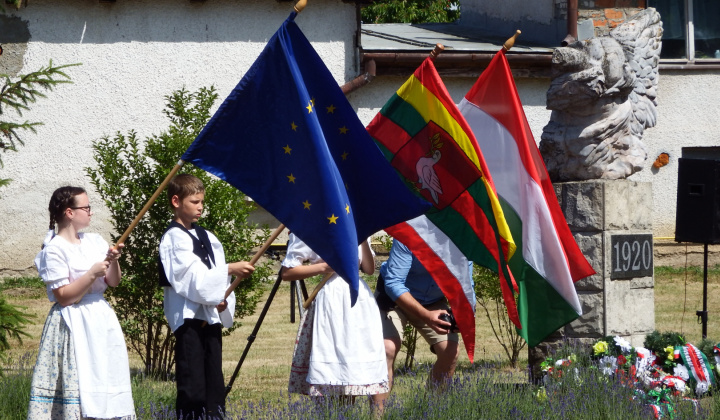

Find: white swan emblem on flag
<box><xmin>416</xmin><ymin>148</ymin><xmax>443</xmax><ymax>204</ymax></box>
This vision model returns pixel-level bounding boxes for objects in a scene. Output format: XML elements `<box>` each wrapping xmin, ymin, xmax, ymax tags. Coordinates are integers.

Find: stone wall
<box><xmin>530</xmin><ymin>180</ymin><xmax>655</xmax><ymax>378</ymax></box>
<box><xmin>559</xmin><ymin>180</ymin><xmax>655</xmax><ymax>347</ymax></box>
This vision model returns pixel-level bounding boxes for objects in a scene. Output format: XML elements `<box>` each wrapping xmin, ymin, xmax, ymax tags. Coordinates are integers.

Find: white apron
<box><xmin>61</xmin><ymin>294</ymin><xmax>135</xmax><ymax>419</ymax></box>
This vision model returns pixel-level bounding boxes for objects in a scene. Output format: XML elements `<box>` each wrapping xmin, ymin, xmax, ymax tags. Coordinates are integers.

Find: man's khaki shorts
<box><xmin>380</xmin><ymin>299</ymin><xmax>458</xmax><ymax>351</ymax></box>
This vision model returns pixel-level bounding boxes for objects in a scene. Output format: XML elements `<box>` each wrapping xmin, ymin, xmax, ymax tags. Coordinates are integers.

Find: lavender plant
<box><xmin>3</xmin><ymin>344</ymin><xmax>715</xmax><ymax>419</ymax></box>
<box><xmin>0</xmin><ymin>353</ymin><xmax>33</xmax><ymax>420</ymax></box>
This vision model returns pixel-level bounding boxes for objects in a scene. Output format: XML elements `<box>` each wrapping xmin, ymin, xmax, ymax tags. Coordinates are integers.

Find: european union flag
<box><xmin>182</xmin><ymin>12</ymin><xmax>430</xmax><ymax>304</ymax></box>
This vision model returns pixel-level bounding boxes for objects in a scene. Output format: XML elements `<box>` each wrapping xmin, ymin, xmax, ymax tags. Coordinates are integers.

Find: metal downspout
<box><xmin>341</xmin><ymin>1</ymin><xmax>376</xmax><ymax>95</ymax></box>
<box><xmin>340</xmin><ymin>59</ymin><xmax>376</xmax><ymax>95</ymax></box>
<box><xmin>568</xmin><ymin>0</ymin><xmax>578</xmax><ymax>39</ymax></box>
<box><xmin>563</xmin><ymin>0</ymin><xmax>578</xmax><ymax>45</ymax></box>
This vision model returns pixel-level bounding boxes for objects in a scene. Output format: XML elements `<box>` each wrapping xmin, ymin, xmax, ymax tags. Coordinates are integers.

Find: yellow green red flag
<box><xmin>367</xmin><ymin>57</ymin><xmax>518</xmax><ymax>362</ymax></box>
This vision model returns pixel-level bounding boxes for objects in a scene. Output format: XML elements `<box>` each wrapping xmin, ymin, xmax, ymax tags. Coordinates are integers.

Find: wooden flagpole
<box><xmin>74</xmin><ymin>160</ymin><xmax>185</xmax><ymax>303</ymax></box>
<box><xmin>224</xmin><ymin>224</ymin><xmax>285</xmax><ymax>299</ymax></box>
<box><xmin>294</xmin><ymin>0</ymin><xmax>307</xmax><ymax>13</ymax></box>
<box><xmin>80</xmin><ymin>156</ymin><xmax>284</xmax><ymax>302</ymax></box>
<box><xmin>116</xmin><ymin>160</ymin><xmax>186</xmax><ymax>246</ymax></box>
<box><xmin>302</xmin><ymin>272</ymin><xmax>333</xmax><ymax>309</ymax></box>
<box><xmin>503</xmin><ymin>30</ymin><xmax>521</xmax><ymax>51</ymax></box>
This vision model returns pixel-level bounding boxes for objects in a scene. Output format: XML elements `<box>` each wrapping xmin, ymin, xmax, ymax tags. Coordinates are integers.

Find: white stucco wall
<box><xmin>2</xmin><ymin>1</ymin><xmax>719</xmax><ymax>275</ymax></box>
<box><xmin>627</xmin><ymin>71</ymin><xmax>720</xmax><ymax>237</ymax></box>
<box><xmin>0</xmin><ymin>0</ymin><xmax>357</xmax><ymax>275</ymax></box>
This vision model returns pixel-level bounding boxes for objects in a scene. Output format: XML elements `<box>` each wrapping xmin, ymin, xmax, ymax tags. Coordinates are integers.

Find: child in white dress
<box><xmin>28</xmin><ymin>186</ymin><xmax>135</xmax><ymax>420</ymax></box>
<box><xmin>281</xmin><ymin>232</ymin><xmax>389</xmax><ymax>410</ymax></box>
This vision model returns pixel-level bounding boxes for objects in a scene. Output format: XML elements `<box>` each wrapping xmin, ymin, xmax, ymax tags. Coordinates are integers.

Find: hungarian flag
<box><xmin>367</xmin><ymin>57</ymin><xmax>518</xmax><ymax>362</ymax></box>
<box><xmin>458</xmin><ymin>50</ymin><xmax>595</xmax><ymax>346</ymax></box>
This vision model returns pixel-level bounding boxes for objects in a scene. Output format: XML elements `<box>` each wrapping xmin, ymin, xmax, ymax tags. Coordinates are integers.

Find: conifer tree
<box><xmin>0</xmin><ymin>61</ymin><xmax>78</xmax><ymax>188</ymax></box>
<box><xmin>0</xmin><ymin>296</ymin><xmax>31</xmax><ymax>363</ymax></box>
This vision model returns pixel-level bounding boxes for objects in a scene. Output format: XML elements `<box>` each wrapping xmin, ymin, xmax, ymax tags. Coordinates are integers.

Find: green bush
<box><xmin>643</xmin><ymin>330</ymin><xmax>687</xmax><ymax>355</ymax></box>
<box><xmin>85</xmin><ymin>86</ymin><xmax>272</xmax><ymax>377</ymax></box>
<box><xmin>697</xmin><ymin>337</ymin><xmax>718</xmax><ymax>363</ymax></box>
<box><xmin>474</xmin><ymin>264</ymin><xmax>525</xmax><ymax>367</ymax></box>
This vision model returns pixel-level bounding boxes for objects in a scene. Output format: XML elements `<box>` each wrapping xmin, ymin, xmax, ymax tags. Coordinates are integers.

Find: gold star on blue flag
<box><xmin>182</xmin><ymin>11</ymin><xmax>430</xmax><ymax>304</ymax></box>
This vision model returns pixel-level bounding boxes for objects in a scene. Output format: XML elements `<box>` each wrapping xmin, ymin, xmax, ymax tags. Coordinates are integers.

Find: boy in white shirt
<box><xmin>159</xmin><ymin>174</ymin><xmax>254</xmax><ymax>419</ymax></box>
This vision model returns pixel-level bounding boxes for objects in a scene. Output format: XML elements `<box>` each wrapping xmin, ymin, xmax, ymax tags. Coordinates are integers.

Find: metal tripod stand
<box><xmin>225</xmin><ymin>270</ymin><xmax>308</xmax><ymax>396</ymax></box>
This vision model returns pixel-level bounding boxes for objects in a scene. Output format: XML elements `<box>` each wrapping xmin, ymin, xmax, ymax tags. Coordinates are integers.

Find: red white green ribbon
<box><xmin>677</xmin><ymin>343</ymin><xmax>715</xmax><ymax>394</ymax></box>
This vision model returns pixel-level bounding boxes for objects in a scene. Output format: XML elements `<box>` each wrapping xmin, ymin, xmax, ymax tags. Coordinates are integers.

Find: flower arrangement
<box><xmin>541</xmin><ymin>331</ymin><xmax>720</xmax><ymax>419</ymax></box>
<box><xmin>540</xmin><ymin>354</ymin><xmax>577</xmax><ymax>383</ymax></box>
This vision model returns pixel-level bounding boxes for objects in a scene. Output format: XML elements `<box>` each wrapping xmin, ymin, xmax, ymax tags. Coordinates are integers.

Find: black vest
<box><xmin>158</xmin><ymin>221</ymin><xmax>216</xmax><ymax>287</ymax></box>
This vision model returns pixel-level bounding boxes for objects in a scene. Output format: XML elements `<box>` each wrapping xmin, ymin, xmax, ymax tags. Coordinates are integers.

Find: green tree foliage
<box><xmin>86</xmin><ymin>87</ymin><xmax>272</xmax><ymax>377</ymax></box>
<box><xmin>0</xmin><ymin>61</ymin><xmax>78</xmax><ymax>188</ymax></box>
<box><xmin>0</xmin><ymin>296</ymin><xmax>32</xmax><ymax>364</ymax></box>
<box><xmin>0</xmin><ymin>2</ymin><xmax>21</xmax><ymax>13</ymax></box>
<box><xmin>361</xmin><ymin>0</ymin><xmax>460</xmax><ymax>24</ymax></box>
<box><xmin>4</xmin><ymin>1</ymin><xmax>22</xmax><ymax>11</ymax></box>
<box><xmin>474</xmin><ymin>264</ymin><xmax>526</xmax><ymax>367</ymax></box>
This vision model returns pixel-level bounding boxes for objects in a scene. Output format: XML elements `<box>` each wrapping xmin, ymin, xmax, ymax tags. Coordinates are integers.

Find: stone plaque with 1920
<box><xmin>610</xmin><ymin>234</ymin><xmax>653</xmax><ymax>279</ymax></box>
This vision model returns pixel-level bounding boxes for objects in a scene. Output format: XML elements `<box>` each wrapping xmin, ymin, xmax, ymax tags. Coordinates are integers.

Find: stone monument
<box><xmin>540</xmin><ymin>8</ymin><xmax>662</xmax><ymax>181</ymax></box>
<box><xmin>530</xmin><ymin>8</ymin><xmax>663</xmax><ymax>375</ymax></box>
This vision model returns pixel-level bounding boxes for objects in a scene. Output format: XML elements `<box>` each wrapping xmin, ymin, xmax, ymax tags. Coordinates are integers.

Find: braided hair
<box><xmin>48</xmin><ymin>186</ymin><xmax>86</xmax><ymax>231</ymax></box>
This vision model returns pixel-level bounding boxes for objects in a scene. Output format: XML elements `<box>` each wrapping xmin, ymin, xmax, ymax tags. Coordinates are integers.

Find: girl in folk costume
<box><xmin>28</xmin><ymin>186</ymin><xmax>135</xmax><ymax>420</ymax></box>
<box><xmin>281</xmin><ymin>232</ymin><xmax>389</xmax><ymax>410</ymax></box>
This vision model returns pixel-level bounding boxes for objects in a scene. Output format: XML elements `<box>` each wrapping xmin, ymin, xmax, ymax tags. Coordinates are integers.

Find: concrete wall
<box><xmin>0</xmin><ymin>0</ymin><xmax>357</xmax><ymax>276</ymax></box>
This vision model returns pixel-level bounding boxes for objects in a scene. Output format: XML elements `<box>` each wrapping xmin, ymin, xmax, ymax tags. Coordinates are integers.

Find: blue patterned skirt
<box><xmin>27</xmin><ymin>303</ymin><xmax>82</xmax><ymax>420</ymax></box>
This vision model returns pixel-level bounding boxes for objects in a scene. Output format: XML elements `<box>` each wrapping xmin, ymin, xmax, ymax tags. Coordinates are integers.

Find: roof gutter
<box><xmin>359</xmin><ymin>50</ymin><xmax>552</xmax><ymax>78</ymax></box>
<box><xmin>362</xmin><ymin>51</ymin><xmax>552</xmax><ymax>66</ymax></box>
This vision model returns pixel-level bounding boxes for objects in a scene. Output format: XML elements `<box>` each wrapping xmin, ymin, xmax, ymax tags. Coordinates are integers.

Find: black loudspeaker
<box><xmin>675</xmin><ymin>158</ymin><xmax>720</xmax><ymax>244</ymax></box>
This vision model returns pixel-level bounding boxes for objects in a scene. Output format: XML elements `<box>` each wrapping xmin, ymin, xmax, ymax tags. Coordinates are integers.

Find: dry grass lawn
<box><xmin>654</xmin><ymin>266</ymin><xmax>720</xmax><ymax>343</ymax></box>
<box><xmin>4</xmin><ymin>265</ymin><xmax>720</xmax><ymax>404</ymax></box>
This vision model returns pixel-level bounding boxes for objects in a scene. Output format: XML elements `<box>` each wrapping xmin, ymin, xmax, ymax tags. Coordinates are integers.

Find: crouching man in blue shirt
<box><xmin>375</xmin><ymin>239</ymin><xmax>474</xmax><ymax>399</ymax></box>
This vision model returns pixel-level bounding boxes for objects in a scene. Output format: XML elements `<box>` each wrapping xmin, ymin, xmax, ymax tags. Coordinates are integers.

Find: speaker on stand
<box><xmin>675</xmin><ymin>157</ymin><xmax>720</xmax><ymax>338</ymax></box>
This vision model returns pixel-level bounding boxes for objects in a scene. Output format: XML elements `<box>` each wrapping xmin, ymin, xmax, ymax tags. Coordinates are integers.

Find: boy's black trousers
<box><xmin>174</xmin><ymin>318</ymin><xmax>225</xmax><ymax>420</ymax></box>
